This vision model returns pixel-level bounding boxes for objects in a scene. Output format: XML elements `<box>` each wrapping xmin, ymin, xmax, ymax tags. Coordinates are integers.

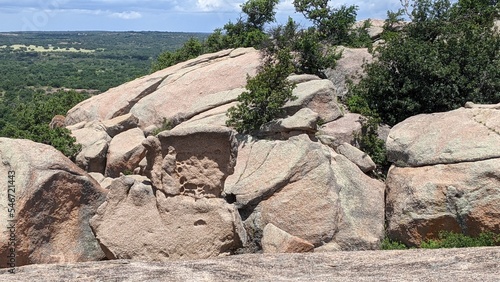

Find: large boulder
<box><xmin>91</xmin><ymin>125</ymin><xmax>245</xmax><ymax>261</ymax></box>
<box><xmin>316</xmin><ymin>113</ymin><xmax>363</xmax><ymax>148</ymax></box>
<box><xmin>225</xmin><ymin>134</ymin><xmax>385</xmax><ymax>250</ymax></box>
<box><xmin>386</xmin><ymin>108</ymin><xmax>500</xmax><ymax>167</ymax></box>
<box><xmin>0</xmin><ymin>138</ymin><xmax>107</xmax><ymax>267</ymax></box>
<box><xmin>90</xmin><ymin>177</ymin><xmax>245</xmax><ymax>261</ymax></box>
<box><xmin>386</xmin><ymin>107</ymin><xmax>500</xmax><ymax>246</ymax></box>
<box><xmin>284</xmin><ymin>79</ymin><xmax>343</xmax><ymax>123</ymax></box>
<box><xmin>325</xmin><ymin>47</ymin><xmax>373</xmax><ymax>98</ymax></box>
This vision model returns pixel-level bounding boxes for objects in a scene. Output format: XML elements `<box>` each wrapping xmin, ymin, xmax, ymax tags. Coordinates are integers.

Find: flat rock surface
<box><xmin>2</xmin><ymin>247</ymin><xmax>499</xmax><ymax>281</ymax></box>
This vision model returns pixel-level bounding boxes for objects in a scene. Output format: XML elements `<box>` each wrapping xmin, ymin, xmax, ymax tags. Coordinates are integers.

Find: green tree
<box><xmin>267</xmin><ymin>17</ymin><xmax>340</xmax><ymax>78</ymax></box>
<box><xmin>242</xmin><ymin>0</ymin><xmax>280</xmax><ymax>29</ymax></box>
<box><xmin>350</xmin><ymin>0</ymin><xmax>500</xmax><ymax>126</ymax></box>
<box><xmin>151</xmin><ymin>38</ymin><xmax>204</xmax><ymax>71</ymax></box>
<box><xmin>0</xmin><ymin>90</ymin><xmax>88</xmax><ymax>159</ymax></box>
<box><xmin>226</xmin><ymin>49</ymin><xmax>297</xmax><ymax>133</ymax></box>
<box><xmin>293</xmin><ymin>0</ymin><xmax>365</xmax><ymax>46</ymax></box>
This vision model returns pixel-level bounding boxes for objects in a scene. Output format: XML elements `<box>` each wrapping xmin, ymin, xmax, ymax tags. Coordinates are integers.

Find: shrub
<box><xmin>226</xmin><ymin>49</ymin><xmax>296</xmax><ymax>133</ymax></box>
<box><xmin>381</xmin><ymin>237</ymin><xmax>409</xmax><ymax>250</ymax></box>
<box><xmin>351</xmin><ymin>0</ymin><xmax>500</xmax><ymax>126</ymax></box>
<box><xmin>420</xmin><ymin>231</ymin><xmax>500</xmax><ymax>249</ymax></box>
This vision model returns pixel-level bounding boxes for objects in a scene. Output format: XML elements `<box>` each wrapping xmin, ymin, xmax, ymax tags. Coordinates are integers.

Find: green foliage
<box><xmin>0</xmin><ymin>90</ymin><xmax>88</xmax><ymax>158</ymax></box>
<box><xmin>381</xmin><ymin>237</ymin><xmax>409</xmax><ymax>250</ymax></box>
<box><xmin>242</xmin><ymin>0</ymin><xmax>280</xmax><ymax>30</ymax></box>
<box><xmin>152</xmin><ymin>118</ymin><xmax>173</xmax><ymax>135</ymax></box>
<box><xmin>292</xmin><ymin>0</ymin><xmax>370</xmax><ymax>47</ymax></box>
<box><xmin>152</xmin><ymin>0</ymin><xmax>281</xmax><ymax>71</ymax></box>
<box><xmin>226</xmin><ymin>49</ymin><xmax>297</xmax><ymax>133</ymax></box>
<box><xmin>420</xmin><ymin>231</ymin><xmax>500</xmax><ymax>249</ymax></box>
<box><xmin>346</xmin><ymin>94</ymin><xmax>388</xmax><ymax>174</ymax></box>
<box><xmin>351</xmin><ymin>0</ymin><xmax>500</xmax><ymax>126</ymax></box>
<box><xmin>151</xmin><ymin>38</ymin><xmax>204</xmax><ymax>71</ymax></box>
<box><xmin>267</xmin><ymin>18</ymin><xmax>340</xmax><ymax>78</ymax></box>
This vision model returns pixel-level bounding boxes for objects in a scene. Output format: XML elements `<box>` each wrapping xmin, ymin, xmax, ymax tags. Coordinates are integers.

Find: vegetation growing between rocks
<box><xmin>226</xmin><ymin>49</ymin><xmax>297</xmax><ymax>133</ymax></box>
<box><xmin>349</xmin><ymin>0</ymin><xmax>500</xmax><ymax>126</ymax></box>
<box><xmin>382</xmin><ymin>231</ymin><xmax>500</xmax><ymax>250</ymax></box>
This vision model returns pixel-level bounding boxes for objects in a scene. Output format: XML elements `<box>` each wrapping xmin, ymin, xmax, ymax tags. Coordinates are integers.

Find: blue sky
<box><xmin>0</xmin><ymin>0</ymin><xmax>402</xmax><ymax>32</ymax></box>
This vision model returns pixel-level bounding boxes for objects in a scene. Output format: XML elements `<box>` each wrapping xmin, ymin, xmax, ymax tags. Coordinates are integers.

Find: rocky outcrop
<box><xmin>260</xmin><ymin>108</ymin><xmax>319</xmax><ymax>138</ymax></box>
<box><xmin>71</xmin><ymin>122</ymin><xmax>111</xmax><ymax>174</ymax></box>
<box><xmin>4</xmin><ymin>247</ymin><xmax>500</xmax><ymax>281</ymax></box>
<box><xmin>0</xmin><ymin>138</ymin><xmax>107</xmax><ymax>267</ymax></box>
<box><xmin>336</xmin><ymin>142</ymin><xmax>376</xmax><ymax>173</ymax></box>
<box><xmin>225</xmin><ymin>134</ymin><xmax>385</xmax><ymax>250</ymax></box>
<box><xmin>65</xmin><ymin>48</ymin><xmax>260</xmax><ymax>128</ymax></box>
<box><xmin>386</xmin><ymin>107</ymin><xmax>500</xmax><ymax>246</ymax></box>
<box><xmin>90</xmin><ymin>126</ymin><xmax>245</xmax><ymax>261</ymax></box>
<box><xmin>284</xmin><ymin>79</ymin><xmax>343</xmax><ymax>123</ymax></box>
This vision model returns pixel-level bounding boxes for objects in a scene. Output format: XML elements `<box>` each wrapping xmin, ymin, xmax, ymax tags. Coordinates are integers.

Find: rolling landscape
<box><xmin>0</xmin><ymin>0</ymin><xmax>499</xmax><ymax>281</ymax></box>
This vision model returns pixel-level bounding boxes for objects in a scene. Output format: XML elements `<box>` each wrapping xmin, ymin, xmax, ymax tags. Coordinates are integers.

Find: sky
<box><xmin>0</xmin><ymin>0</ymin><xmax>403</xmax><ymax>33</ymax></box>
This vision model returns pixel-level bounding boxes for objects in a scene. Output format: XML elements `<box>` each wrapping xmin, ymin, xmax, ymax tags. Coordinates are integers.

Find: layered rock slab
<box><xmin>0</xmin><ymin>138</ymin><xmax>107</xmax><ymax>267</ymax></box>
<box><xmin>386</xmin><ymin>107</ymin><xmax>500</xmax><ymax>167</ymax></box>
<box><xmin>386</xmin><ymin>107</ymin><xmax>500</xmax><ymax>246</ymax></box>
<box><xmin>130</xmin><ymin>49</ymin><xmax>260</xmax><ymax>127</ymax></box>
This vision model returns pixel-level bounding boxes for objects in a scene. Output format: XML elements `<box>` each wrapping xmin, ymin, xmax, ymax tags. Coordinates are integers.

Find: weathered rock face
<box><xmin>225</xmin><ymin>134</ymin><xmax>385</xmax><ymax>250</ymax></box>
<box><xmin>285</xmin><ymin>79</ymin><xmax>343</xmax><ymax>123</ymax></box>
<box><xmin>386</xmin><ymin>107</ymin><xmax>500</xmax><ymax>246</ymax></box>
<box><xmin>330</xmin><ymin>153</ymin><xmax>385</xmax><ymax>250</ymax></box>
<box><xmin>336</xmin><ymin>142</ymin><xmax>376</xmax><ymax>173</ymax></box>
<box><xmin>90</xmin><ymin>177</ymin><xmax>245</xmax><ymax>261</ymax></box>
<box><xmin>65</xmin><ymin>48</ymin><xmax>260</xmax><ymax>128</ymax></box>
<box><xmin>156</xmin><ymin>126</ymin><xmax>238</xmax><ymax>198</ymax></box>
<box><xmin>91</xmin><ymin>126</ymin><xmax>245</xmax><ymax>261</ymax></box>
<box><xmin>0</xmin><ymin>138</ymin><xmax>107</xmax><ymax>267</ymax></box>
<box><xmin>316</xmin><ymin>113</ymin><xmax>363</xmax><ymax>148</ymax></box>
<box><xmin>4</xmin><ymin>247</ymin><xmax>500</xmax><ymax>282</ymax></box>
<box><xmin>386</xmin><ymin>108</ymin><xmax>500</xmax><ymax>167</ymax></box>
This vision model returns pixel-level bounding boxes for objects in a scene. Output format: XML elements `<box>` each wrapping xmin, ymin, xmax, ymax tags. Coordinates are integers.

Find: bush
<box><xmin>381</xmin><ymin>237</ymin><xmax>409</xmax><ymax>250</ymax></box>
<box><xmin>420</xmin><ymin>231</ymin><xmax>500</xmax><ymax>249</ymax></box>
<box><xmin>226</xmin><ymin>49</ymin><xmax>296</xmax><ymax>133</ymax></box>
<box><xmin>351</xmin><ymin>0</ymin><xmax>500</xmax><ymax>126</ymax></box>
<box><xmin>293</xmin><ymin>0</ymin><xmax>371</xmax><ymax>47</ymax></box>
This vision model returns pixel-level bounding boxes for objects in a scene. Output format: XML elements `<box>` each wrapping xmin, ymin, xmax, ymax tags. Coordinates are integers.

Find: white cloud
<box><xmin>195</xmin><ymin>0</ymin><xmax>241</xmax><ymax>12</ymax></box>
<box><xmin>110</xmin><ymin>11</ymin><xmax>142</xmax><ymax>19</ymax></box>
